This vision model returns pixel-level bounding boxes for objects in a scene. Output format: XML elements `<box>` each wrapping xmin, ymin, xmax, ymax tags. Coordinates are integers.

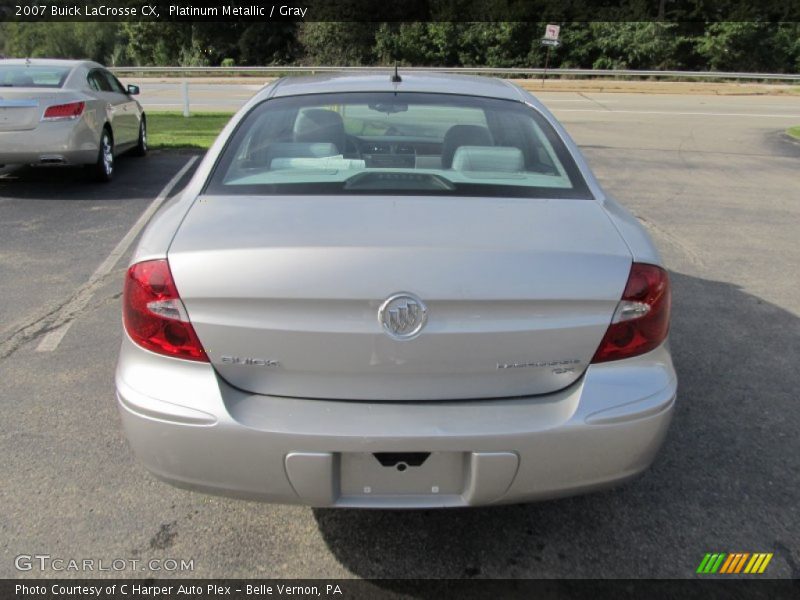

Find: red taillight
<box><xmin>123</xmin><ymin>259</ymin><xmax>208</xmax><ymax>362</ymax></box>
<box><xmin>591</xmin><ymin>263</ymin><xmax>671</xmax><ymax>363</ymax></box>
<box><xmin>43</xmin><ymin>101</ymin><xmax>85</xmax><ymax>120</ymax></box>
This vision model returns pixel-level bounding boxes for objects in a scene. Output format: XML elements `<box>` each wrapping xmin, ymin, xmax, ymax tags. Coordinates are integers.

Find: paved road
<box><xmin>1</xmin><ymin>92</ymin><xmax>799</xmax><ymax>579</ymax></box>
<box><xmin>132</xmin><ymin>81</ymin><xmax>265</xmax><ymax>112</ymax></box>
<box><xmin>129</xmin><ymin>78</ymin><xmax>800</xmax><ymax>119</ymax></box>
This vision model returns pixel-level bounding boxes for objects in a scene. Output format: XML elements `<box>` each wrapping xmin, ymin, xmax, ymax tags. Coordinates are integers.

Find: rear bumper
<box><xmin>0</xmin><ymin>119</ymin><xmax>99</xmax><ymax>165</ymax></box>
<box><xmin>116</xmin><ymin>336</ymin><xmax>676</xmax><ymax>508</ymax></box>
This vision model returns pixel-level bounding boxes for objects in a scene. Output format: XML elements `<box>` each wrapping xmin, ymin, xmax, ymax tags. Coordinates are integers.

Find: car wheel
<box><xmin>133</xmin><ymin>118</ymin><xmax>147</xmax><ymax>157</ymax></box>
<box><xmin>89</xmin><ymin>128</ymin><xmax>114</xmax><ymax>183</ymax></box>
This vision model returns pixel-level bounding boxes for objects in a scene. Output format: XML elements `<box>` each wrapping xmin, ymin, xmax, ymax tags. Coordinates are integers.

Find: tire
<box><xmin>132</xmin><ymin>117</ymin><xmax>147</xmax><ymax>157</ymax></box>
<box><xmin>88</xmin><ymin>127</ymin><xmax>114</xmax><ymax>183</ymax></box>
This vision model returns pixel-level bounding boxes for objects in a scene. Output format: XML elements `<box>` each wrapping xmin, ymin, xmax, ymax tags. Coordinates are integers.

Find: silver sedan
<box><xmin>116</xmin><ymin>73</ymin><xmax>676</xmax><ymax>508</ymax></box>
<box><xmin>0</xmin><ymin>58</ymin><xmax>146</xmax><ymax>181</ymax></box>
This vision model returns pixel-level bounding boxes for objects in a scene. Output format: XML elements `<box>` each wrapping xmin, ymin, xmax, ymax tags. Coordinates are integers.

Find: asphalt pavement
<box><xmin>0</xmin><ymin>91</ymin><xmax>799</xmax><ymax>579</ymax></box>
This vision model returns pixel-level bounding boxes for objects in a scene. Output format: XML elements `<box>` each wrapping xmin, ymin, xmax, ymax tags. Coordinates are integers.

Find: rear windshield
<box><xmin>206</xmin><ymin>92</ymin><xmax>592</xmax><ymax>199</ymax></box>
<box><xmin>0</xmin><ymin>66</ymin><xmax>71</xmax><ymax>88</ymax></box>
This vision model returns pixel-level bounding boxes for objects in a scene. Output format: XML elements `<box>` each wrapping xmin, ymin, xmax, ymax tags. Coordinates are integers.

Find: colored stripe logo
<box><xmin>697</xmin><ymin>553</ymin><xmax>773</xmax><ymax>574</ymax></box>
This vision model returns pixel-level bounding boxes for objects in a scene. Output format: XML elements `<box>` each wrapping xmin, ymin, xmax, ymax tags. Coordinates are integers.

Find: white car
<box><xmin>0</xmin><ymin>58</ymin><xmax>146</xmax><ymax>181</ymax></box>
<box><xmin>116</xmin><ymin>72</ymin><xmax>676</xmax><ymax>508</ymax></box>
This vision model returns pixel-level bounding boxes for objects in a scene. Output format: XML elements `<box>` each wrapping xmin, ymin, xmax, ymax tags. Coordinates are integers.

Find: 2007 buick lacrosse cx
<box><xmin>116</xmin><ymin>72</ymin><xmax>675</xmax><ymax>508</ymax></box>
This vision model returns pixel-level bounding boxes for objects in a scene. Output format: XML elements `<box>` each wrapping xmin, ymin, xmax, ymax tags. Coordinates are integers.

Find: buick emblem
<box><xmin>378</xmin><ymin>293</ymin><xmax>428</xmax><ymax>340</ymax></box>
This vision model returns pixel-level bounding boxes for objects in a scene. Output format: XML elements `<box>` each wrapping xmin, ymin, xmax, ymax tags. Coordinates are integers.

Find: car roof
<box><xmin>265</xmin><ymin>72</ymin><xmax>528</xmax><ymax>103</ymax></box>
<box><xmin>0</xmin><ymin>58</ymin><xmax>99</xmax><ymax>69</ymax></box>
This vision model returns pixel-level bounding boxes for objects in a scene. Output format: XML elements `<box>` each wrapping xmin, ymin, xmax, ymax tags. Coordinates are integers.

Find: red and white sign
<box><xmin>544</xmin><ymin>24</ymin><xmax>561</xmax><ymax>41</ymax></box>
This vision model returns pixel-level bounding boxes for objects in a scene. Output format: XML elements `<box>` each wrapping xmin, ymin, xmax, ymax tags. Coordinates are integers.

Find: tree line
<box><xmin>1</xmin><ymin>22</ymin><xmax>798</xmax><ymax>73</ymax></box>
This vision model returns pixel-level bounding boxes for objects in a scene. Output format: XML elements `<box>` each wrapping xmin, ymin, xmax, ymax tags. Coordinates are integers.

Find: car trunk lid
<box><xmin>168</xmin><ymin>195</ymin><xmax>632</xmax><ymax>400</ymax></box>
<box><xmin>0</xmin><ymin>89</ymin><xmax>74</xmax><ymax>131</ymax></box>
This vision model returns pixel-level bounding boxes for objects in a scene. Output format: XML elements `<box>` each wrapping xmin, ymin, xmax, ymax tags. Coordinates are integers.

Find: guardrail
<box><xmin>111</xmin><ymin>65</ymin><xmax>800</xmax><ymax>82</ymax></box>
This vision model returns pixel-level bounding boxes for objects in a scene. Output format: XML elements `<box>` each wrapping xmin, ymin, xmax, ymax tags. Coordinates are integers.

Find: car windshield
<box><xmin>206</xmin><ymin>92</ymin><xmax>593</xmax><ymax>199</ymax></box>
<box><xmin>0</xmin><ymin>65</ymin><xmax>71</xmax><ymax>88</ymax></box>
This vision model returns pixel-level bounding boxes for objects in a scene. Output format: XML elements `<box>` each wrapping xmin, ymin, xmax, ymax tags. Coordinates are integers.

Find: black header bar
<box><xmin>1</xmin><ymin>0</ymin><xmax>799</xmax><ymax>22</ymax></box>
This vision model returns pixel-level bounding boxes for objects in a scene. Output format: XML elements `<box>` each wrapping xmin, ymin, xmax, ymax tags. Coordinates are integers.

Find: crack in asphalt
<box><xmin>0</xmin><ymin>156</ymin><xmax>199</xmax><ymax>357</ymax></box>
<box><xmin>0</xmin><ymin>301</ymin><xmax>72</xmax><ymax>360</ymax></box>
<box><xmin>577</xmin><ymin>92</ymin><xmax>613</xmax><ymax>111</ymax></box>
<box><xmin>0</xmin><ymin>272</ymin><xmax>122</xmax><ymax>360</ymax></box>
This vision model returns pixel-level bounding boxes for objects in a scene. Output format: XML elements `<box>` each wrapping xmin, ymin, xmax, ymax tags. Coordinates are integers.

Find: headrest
<box><xmin>11</xmin><ymin>74</ymin><xmax>35</xmax><ymax>86</ymax></box>
<box><xmin>451</xmin><ymin>146</ymin><xmax>525</xmax><ymax>172</ymax></box>
<box><xmin>293</xmin><ymin>109</ymin><xmax>346</xmax><ymax>152</ymax></box>
<box><xmin>441</xmin><ymin>124</ymin><xmax>493</xmax><ymax>168</ymax></box>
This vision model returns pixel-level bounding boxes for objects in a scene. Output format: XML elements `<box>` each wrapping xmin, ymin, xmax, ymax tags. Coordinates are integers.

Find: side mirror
<box><xmin>127</xmin><ymin>84</ymin><xmax>140</xmax><ymax>96</ymax></box>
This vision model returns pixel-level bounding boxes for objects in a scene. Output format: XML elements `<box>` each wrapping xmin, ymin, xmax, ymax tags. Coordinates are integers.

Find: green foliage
<box><xmin>451</xmin><ymin>23</ymin><xmax>545</xmax><ymax>68</ymax></box>
<box><xmin>587</xmin><ymin>22</ymin><xmax>683</xmax><ymax>69</ymax></box>
<box><xmin>696</xmin><ymin>22</ymin><xmax>800</xmax><ymax>72</ymax></box>
<box><xmin>236</xmin><ymin>24</ymin><xmax>298</xmax><ymax>65</ymax></box>
<box><xmin>375</xmin><ymin>23</ymin><xmax>549</xmax><ymax>68</ymax></box>
<box><xmin>374</xmin><ymin>23</ymin><xmax>457</xmax><ymax>66</ymax></box>
<box><xmin>0</xmin><ymin>22</ymin><xmax>121</xmax><ymax>63</ymax></box>
<box><xmin>298</xmin><ymin>23</ymin><xmax>378</xmax><ymax>65</ymax></box>
<box><xmin>221</xmin><ymin>58</ymin><xmax>236</xmax><ymax>68</ymax></box>
<box><xmin>1</xmin><ymin>21</ymin><xmax>798</xmax><ymax>74</ymax></box>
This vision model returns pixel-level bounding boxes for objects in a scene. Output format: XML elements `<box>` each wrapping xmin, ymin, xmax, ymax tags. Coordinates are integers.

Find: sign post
<box><xmin>540</xmin><ymin>24</ymin><xmax>561</xmax><ymax>88</ymax></box>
